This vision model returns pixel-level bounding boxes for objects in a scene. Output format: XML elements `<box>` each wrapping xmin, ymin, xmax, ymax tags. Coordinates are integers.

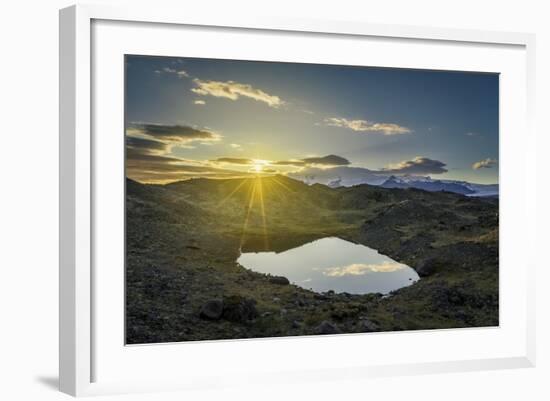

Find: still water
<box><xmin>237</xmin><ymin>237</ymin><xmax>419</xmax><ymax>295</ymax></box>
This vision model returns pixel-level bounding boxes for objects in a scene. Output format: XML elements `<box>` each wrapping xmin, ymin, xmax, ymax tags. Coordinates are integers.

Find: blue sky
<box><xmin>125</xmin><ymin>55</ymin><xmax>499</xmax><ymax>184</ymax></box>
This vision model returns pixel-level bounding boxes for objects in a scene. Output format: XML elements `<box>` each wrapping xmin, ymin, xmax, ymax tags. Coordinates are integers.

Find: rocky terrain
<box><xmin>125</xmin><ymin>175</ymin><xmax>498</xmax><ymax>344</ymax></box>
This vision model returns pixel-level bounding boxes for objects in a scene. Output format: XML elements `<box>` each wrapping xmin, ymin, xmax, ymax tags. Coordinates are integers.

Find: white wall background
<box><xmin>0</xmin><ymin>0</ymin><xmax>547</xmax><ymax>399</ymax></box>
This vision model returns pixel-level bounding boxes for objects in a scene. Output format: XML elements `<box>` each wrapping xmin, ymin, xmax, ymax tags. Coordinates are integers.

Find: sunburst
<box><xmin>218</xmin><ymin>173</ymin><xmax>293</xmax><ymax>251</ymax></box>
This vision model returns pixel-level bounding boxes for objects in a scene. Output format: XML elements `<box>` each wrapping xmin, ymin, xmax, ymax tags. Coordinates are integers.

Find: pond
<box><xmin>237</xmin><ymin>237</ymin><xmax>419</xmax><ymax>295</ymax></box>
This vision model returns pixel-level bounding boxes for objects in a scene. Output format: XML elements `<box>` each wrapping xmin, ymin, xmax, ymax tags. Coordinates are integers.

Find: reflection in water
<box><xmin>322</xmin><ymin>261</ymin><xmax>406</xmax><ymax>277</ymax></box>
<box><xmin>237</xmin><ymin>237</ymin><xmax>419</xmax><ymax>295</ymax></box>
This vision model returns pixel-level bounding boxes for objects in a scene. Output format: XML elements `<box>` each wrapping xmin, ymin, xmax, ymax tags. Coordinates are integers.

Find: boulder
<box><xmin>223</xmin><ymin>295</ymin><xmax>258</xmax><ymax>323</ymax></box>
<box><xmin>269</xmin><ymin>276</ymin><xmax>290</xmax><ymax>285</ymax></box>
<box><xmin>315</xmin><ymin>320</ymin><xmax>341</xmax><ymax>335</ymax></box>
<box><xmin>416</xmin><ymin>258</ymin><xmax>439</xmax><ymax>277</ymax></box>
<box><xmin>199</xmin><ymin>299</ymin><xmax>224</xmax><ymax>320</ymax></box>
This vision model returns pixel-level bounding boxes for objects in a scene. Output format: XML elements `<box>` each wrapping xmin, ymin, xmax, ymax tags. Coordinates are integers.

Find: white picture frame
<box><xmin>59</xmin><ymin>4</ymin><xmax>536</xmax><ymax>397</ymax></box>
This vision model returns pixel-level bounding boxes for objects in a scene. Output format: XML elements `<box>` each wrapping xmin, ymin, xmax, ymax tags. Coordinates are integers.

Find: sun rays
<box><xmin>217</xmin><ymin>175</ymin><xmax>295</xmax><ymax>251</ymax></box>
<box><xmin>217</xmin><ymin>177</ymin><xmax>250</xmax><ymax>206</ymax></box>
<box><xmin>271</xmin><ymin>176</ymin><xmax>295</xmax><ymax>194</ymax></box>
<box><xmin>256</xmin><ymin>177</ymin><xmax>269</xmax><ymax>250</ymax></box>
<box><xmin>240</xmin><ymin>179</ymin><xmax>258</xmax><ymax>248</ymax></box>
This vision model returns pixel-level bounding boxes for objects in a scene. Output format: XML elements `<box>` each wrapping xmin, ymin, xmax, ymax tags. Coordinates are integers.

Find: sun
<box><xmin>251</xmin><ymin>159</ymin><xmax>268</xmax><ymax>173</ymax></box>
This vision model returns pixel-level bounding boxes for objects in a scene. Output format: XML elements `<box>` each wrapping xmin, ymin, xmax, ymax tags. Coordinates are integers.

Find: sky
<box><xmin>125</xmin><ymin>55</ymin><xmax>499</xmax><ymax>185</ymax></box>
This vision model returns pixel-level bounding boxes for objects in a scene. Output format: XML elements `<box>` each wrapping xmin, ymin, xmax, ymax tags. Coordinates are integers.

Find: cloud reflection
<box><xmin>323</xmin><ymin>261</ymin><xmax>406</xmax><ymax>277</ymax></box>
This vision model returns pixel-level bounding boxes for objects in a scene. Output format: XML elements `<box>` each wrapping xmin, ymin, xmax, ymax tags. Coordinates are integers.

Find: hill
<box><xmin>126</xmin><ymin>175</ymin><xmax>499</xmax><ymax>343</ymax></box>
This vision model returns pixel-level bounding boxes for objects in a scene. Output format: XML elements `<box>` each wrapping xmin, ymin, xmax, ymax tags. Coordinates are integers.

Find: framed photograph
<box><xmin>59</xmin><ymin>4</ymin><xmax>536</xmax><ymax>396</ymax></box>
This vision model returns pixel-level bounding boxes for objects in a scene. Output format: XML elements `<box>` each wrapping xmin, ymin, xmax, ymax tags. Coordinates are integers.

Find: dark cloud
<box><xmin>125</xmin><ymin>147</ymin><xmax>190</xmax><ymax>164</ymax></box>
<box><xmin>272</xmin><ymin>160</ymin><xmax>307</xmax><ymax>167</ymax></box>
<box><xmin>273</xmin><ymin>154</ymin><xmax>350</xmax><ymax>167</ymax></box>
<box><xmin>301</xmin><ymin>154</ymin><xmax>351</xmax><ymax>166</ymax></box>
<box><xmin>382</xmin><ymin>157</ymin><xmax>448</xmax><ymax>175</ymax></box>
<box><xmin>211</xmin><ymin>157</ymin><xmax>254</xmax><ymax>165</ymax></box>
<box><xmin>126</xmin><ymin>136</ymin><xmax>169</xmax><ymax>155</ymax></box>
<box><xmin>125</xmin><ymin>129</ymin><xmax>241</xmax><ymax>183</ymax></box>
<box><xmin>209</xmin><ymin>154</ymin><xmax>350</xmax><ymax>168</ymax></box>
<box><xmin>127</xmin><ymin>163</ymin><xmax>248</xmax><ymax>183</ymax></box>
<box><xmin>127</xmin><ymin>123</ymin><xmax>221</xmax><ymax>145</ymax></box>
<box><xmin>126</xmin><ymin>151</ymin><xmax>249</xmax><ymax>183</ymax></box>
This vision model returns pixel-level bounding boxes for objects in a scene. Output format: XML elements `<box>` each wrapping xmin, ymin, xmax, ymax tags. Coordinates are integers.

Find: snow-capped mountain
<box><xmin>289</xmin><ymin>168</ymin><xmax>498</xmax><ymax>197</ymax></box>
<box><xmin>380</xmin><ymin>175</ymin><xmax>477</xmax><ymax>195</ymax></box>
<box><xmin>288</xmin><ymin>166</ymin><xmax>389</xmax><ymax>187</ymax></box>
<box><xmin>460</xmin><ymin>182</ymin><xmax>499</xmax><ymax>197</ymax></box>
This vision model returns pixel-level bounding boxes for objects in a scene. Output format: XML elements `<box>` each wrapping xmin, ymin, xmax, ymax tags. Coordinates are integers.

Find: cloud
<box><xmin>191</xmin><ymin>79</ymin><xmax>284</xmax><ymax>108</ymax></box>
<box><xmin>126</xmin><ymin>124</ymin><xmax>272</xmax><ymax>183</ymax></box>
<box><xmin>194</xmin><ymin>100</ymin><xmax>206</xmax><ymax>105</ymax></box>
<box><xmin>155</xmin><ymin>67</ymin><xmax>189</xmax><ymax>78</ymax></box>
<box><xmin>126</xmin><ymin>158</ymin><xmax>249</xmax><ymax>184</ymax></box>
<box><xmin>324</xmin><ymin>117</ymin><xmax>411</xmax><ymax>135</ymax></box>
<box><xmin>273</xmin><ymin>154</ymin><xmax>350</xmax><ymax>168</ymax></box>
<box><xmin>301</xmin><ymin>154</ymin><xmax>350</xmax><ymax>166</ymax></box>
<box><xmin>323</xmin><ymin>262</ymin><xmax>406</xmax><ymax>277</ymax></box>
<box><xmin>211</xmin><ymin>157</ymin><xmax>254</xmax><ymax>165</ymax></box>
<box><xmin>155</xmin><ymin>67</ymin><xmax>175</xmax><ymax>74</ymax></box>
<box><xmin>230</xmin><ymin>143</ymin><xmax>242</xmax><ymax>149</ymax></box>
<box><xmin>382</xmin><ymin>157</ymin><xmax>448</xmax><ymax>175</ymax></box>
<box><xmin>126</xmin><ymin>147</ymin><xmax>182</xmax><ymax>164</ymax></box>
<box><xmin>126</xmin><ymin>144</ymin><xmax>249</xmax><ymax>184</ymax></box>
<box><xmin>206</xmin><ymin>154</ymin><xmax>351</xmax><ymax>172</ymax></box>
<box><xmin>472</xmin><ymin>158</ymin><xmax>497</xmax><ymax>170</ymax></box>
<box><xmin>465</xmin><ymin>132</ymin><xmax>480</xmax><ymax>137</ymax></box>
<box><xmin>126</xmin><ymin>123</ymin><xmax>221</xmax><ymax>148</ymax></box>
<box><xmin>272</xmin><ymin>160</ymin><xmax>307</xmax><ymax>167</ymax></box>
<box><xmin>126</xmin><ymin>136</ymin><xmax>170</xmax><ymax>154</ymax></box>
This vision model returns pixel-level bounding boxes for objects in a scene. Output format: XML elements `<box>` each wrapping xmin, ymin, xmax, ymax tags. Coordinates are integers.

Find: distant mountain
<box><xmin>460</xmin><ymin>182</ymin><xmax>499</xmax><ymax>197</ymax></box>
<box><xmin>288</xmin><ymin>166</ymin><xmax>389</xmax><ymax>187</ymax></box>
<box><xmin>380</xmin><ymin>175</ymin><xmax>475</xmax><ymax>195</ymax></box>
<box><xmin>289</xmin><ymin>167</ymin><xmax>498</xmax><ymax>197</ymax></box>
<box><xmin>378</xmin><ymin>175</ymin><xmax>410</xmax><ymax>190</ymax></box>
